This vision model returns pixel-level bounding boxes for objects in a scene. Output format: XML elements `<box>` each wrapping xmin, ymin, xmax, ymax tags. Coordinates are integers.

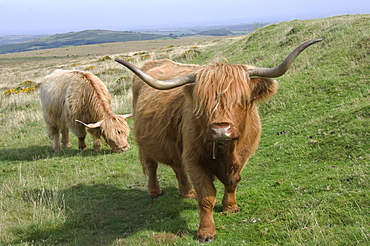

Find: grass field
<box><xmin>0</xmin><ymin>14</ymin><xmax>369</xmax><ymax>245</ymax></box>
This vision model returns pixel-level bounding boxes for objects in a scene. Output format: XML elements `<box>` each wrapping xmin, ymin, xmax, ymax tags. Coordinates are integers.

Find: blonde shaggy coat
<box><xmin>40</xmin><ymin>69</ymin><xmax>130</xmax><ymax>152</ymax></box>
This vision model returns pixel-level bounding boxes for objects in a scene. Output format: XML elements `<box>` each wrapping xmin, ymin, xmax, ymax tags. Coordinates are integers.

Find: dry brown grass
<box><xmin>0</xmin><ymin>36</ymin><xmax>224</xmax><ymax>58</ymax></box>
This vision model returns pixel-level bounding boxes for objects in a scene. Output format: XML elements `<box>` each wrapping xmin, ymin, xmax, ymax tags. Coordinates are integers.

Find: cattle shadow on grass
<box><xmin>11</xmin><ymin>184</ymin><xmax>196</xmax><ymax>245</ymax></box>
<box><xmin>0</xmin><ymin>145</ymin><xmax>119</xmax><ymax>162</ymax></box>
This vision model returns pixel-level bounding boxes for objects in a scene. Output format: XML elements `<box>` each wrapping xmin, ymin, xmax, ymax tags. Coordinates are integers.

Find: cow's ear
<box><xmin>249</xmin><ymin>78</ymin><xmax>278</xmax><ymax>102</ymax></box>
<box><xmin>182</xmin><ymin>84</ymin><xmax>195</xmax><ymax>101</ymax></box>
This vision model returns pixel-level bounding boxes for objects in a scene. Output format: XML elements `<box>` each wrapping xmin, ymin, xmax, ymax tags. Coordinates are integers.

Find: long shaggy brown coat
<box><xmin>131</xmin><ymin>59</ymin><xmax>277</xmax><ymax>241</ymax></box>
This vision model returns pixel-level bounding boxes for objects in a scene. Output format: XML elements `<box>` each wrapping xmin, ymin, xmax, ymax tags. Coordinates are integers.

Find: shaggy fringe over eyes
<box><xmin>193</xmin><ymin>63</ymin><xmax>250</xmax><ymax>119</ymax></box>
<box><xmin>101</xmin><ymin>116</ymin><xmax>129</xmax><ymax>140</ymax></box>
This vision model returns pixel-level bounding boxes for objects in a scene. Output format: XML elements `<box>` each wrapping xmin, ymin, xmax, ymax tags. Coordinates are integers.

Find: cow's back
<box><xmin>132</xmin><ymin>60</ymin><xmax>199</xmax><ymax>166</ymax></box>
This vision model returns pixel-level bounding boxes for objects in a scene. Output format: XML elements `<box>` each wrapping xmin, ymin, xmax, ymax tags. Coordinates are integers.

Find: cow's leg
<box><xmin>88</xmin><ymin>129</ymin><xmax>101</xmax><ymax>151</ymax></box>
<box><xmin>189</xmin><ymin>170</ymin><xmax>217</xmax><ymax>242</ymax></box>
<box><xmin>47</xmin><ymin>124</ymin><xmax>61</xmax><ymax>151</ymax></box>
<box><xmin>72</xmin><ymin>125</ymin><xmax>87</xmax><ymax>150</ymax></box>
<box><xmin>221</xmin><ymin>173</ymin><xmax>241</xmax><ymax>213</ymax></box>
<box><xmin>61</xmin><ymin>128</ymin><xmax>71</xmax><ymax>148</ymax></box>
<box><xmin>77</xmin><ymin>137</ymin><xmax>87</xmax><ymax>150</ymax></box>
<box><xmin>171</xmin><ymin>166</ymin><xmax>196</xmax><ymax>198</ymax></box>
<box><xmin>222</xmin><ymin>183</ymin><xmax>240</xmax><ymax>213</ymax></box>
<box><xmin>92</xmin><ymin>135</ymin><xmax>102</xmax><ymax>151</ymax></box>
<box><xmin>141</xmin><ymin>154</ymin><xmax>162</xmax><ymax>197</ymax></box>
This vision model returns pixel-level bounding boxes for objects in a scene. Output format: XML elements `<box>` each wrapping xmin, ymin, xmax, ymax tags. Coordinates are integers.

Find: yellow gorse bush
<box><xmin>3</xmin><ymin>80</ymin><xmax>40</xmax><ymax>95</ymax></box>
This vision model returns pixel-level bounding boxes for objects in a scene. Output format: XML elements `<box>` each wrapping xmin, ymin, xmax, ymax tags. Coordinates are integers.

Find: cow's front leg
<box><xmin>190</xmin><ymin>171</ymin><xmax>217</xmax><ymax>242</ymax></box>
<box><xmin>222</xmin><ymin>183</ymin><xmax>240</xmax><ymax>213</ymax></box>
<box><xmin>73</xmin><ymin>125</ymin><xmax>87</xmax><ymax>150</ymax></box>
<box><xmin>78</xmin><ymin>137</ymin><xmax>87</xmax><ymax>150</ymax></box>
<box><xmin>87</xmin><ymin>129</ymin><xmax>101</xmax><ymax>151</ymax></box>
<box><xmin>219</xmin><ymin>170</ymin><xmax>241</xmax><ymax>213</ymax></box>
<box><xmin>92</xmin><ymin>135</ymin><xmax>102</xmax><ymax>151</ymax></box>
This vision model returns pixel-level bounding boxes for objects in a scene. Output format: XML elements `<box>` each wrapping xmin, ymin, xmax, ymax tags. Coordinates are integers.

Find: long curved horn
<box><xmin>115</xmin><ymin>59</ymin><xmax>196</xmax><ymax>90</ymax></box>
<box><xmin>248</xmin><ymin>39</ymin><xmax>322</xmax><ymax>78</ymax></box>
<box><xmin>122</xmin><ymin>113</ymin><xmax>133</xmax><ymax>119</ymax></box>
<box><xmin>76</xmin><ymin>119</ymin><xmax>104</xmax><ymax>128</ymax></box>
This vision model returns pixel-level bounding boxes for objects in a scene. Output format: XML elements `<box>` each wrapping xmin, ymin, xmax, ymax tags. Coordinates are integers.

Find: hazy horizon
<box><xmin>0</xmin><ymin>0</ymin><xmax>369</xmax><ymax>36</ymax></box>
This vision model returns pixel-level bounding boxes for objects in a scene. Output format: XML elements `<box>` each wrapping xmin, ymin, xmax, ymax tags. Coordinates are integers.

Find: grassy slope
<box><xmin>0</xmin><ymin>14</ymin><xmax>369</xmax><ymax>245</ymax></box>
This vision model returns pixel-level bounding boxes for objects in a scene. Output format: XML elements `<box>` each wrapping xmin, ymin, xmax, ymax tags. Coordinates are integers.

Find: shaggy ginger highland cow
<box><xmin>116</xmin><ymin>39</ymin><xmax>322</xmax><ymax>242</ymax></box>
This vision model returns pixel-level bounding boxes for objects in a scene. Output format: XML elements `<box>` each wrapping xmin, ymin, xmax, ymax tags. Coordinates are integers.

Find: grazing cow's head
<box><xmin>76</xmin><ymin>113</ymin><xmax>132</xmax><ymax>152</ymax></box>
<box><xmin>115</xmin><ymin>39</ymin><xmax>322</xmax><ymax>142</ymax></box>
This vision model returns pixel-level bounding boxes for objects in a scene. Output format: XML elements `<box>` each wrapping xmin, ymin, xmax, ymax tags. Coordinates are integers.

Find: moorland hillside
<box><xmin>0</xmin><ymin>14</ymin><xmax>369</xmax><ymax>245</ymax></box>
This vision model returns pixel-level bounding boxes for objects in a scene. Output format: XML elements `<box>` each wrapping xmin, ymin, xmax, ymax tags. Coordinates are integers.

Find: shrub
<box><xmin>98</xmin><ymin>55</ymin><xmax>112</xmax><ymax>62</ymax></box>
<box><xmin>111</xmin><ymin>76</ymin><xmax>132</xmax><ymax>95</ymax></box>
<box><xmin>84</xmin><ymin>65</ymin><xmax>96</xmax><ymax>71</ymax></box>
<box><xmin>140</xmin><ymin>54</ymin><xmax>151</xmax><ymax>60</ymax></box>
<box><xmin>3</xmin><ymin>80</ymin><xmax>40</xmax><ymax>95</ymax></box>
<box><xmin>181</xmin><ymin>48</ymin><xmax>201</xmax><ymax>59</ymax></box>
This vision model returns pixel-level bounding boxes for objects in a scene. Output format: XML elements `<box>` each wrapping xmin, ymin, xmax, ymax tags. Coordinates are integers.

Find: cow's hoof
<box><xmin>93</xmin><ymin>145</ymin><xmax>102</xmax><ymax>151</ymax></box>
<box><xmin>181</xmin><ymin>189</ymin><xmax>196</xmax><ymax>199</ymax></box>
<box><xmin>223</xmin><ymin>205</ymin><xmax>240</xmax><ymax>213</ymax></box>
<box><xmin>78</xmin><ymin>144</ymin><xmax>86</xmax><ymax>150</ymax></box>
<box><xmin>197</xmin><ymin>229</ymin><xmax>215</xmax><ymax>243</ymax></box>
<box><xmin>63</xmin><ymin>143</ymin><xmax>72</xmax><ymax>148</ymax></box>
<box><xmin>197</xmin><ymin>233</ymin><xmax>215</xmax><ymax>243</ymax></box>
<box><xmin>148</xmin><ymin>190</ymin><xmax>163</xmax><ymax>198</ymax></box>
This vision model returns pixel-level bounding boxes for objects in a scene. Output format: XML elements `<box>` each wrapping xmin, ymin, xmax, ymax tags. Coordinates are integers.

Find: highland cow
<box><xmin>40</xmin><ymin>69</ymin><xmax>131</xmax><ymax>152</ymax></box>
<box><xmin>116</xmin><ymin>39</ymin><xmax>322</xmax><ymax>241</ymax></box>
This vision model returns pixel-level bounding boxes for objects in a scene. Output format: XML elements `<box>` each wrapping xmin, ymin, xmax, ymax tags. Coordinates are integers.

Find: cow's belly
<box><xmin>134</xmin><ymin>120</ymin><xmax>183</xmax><ymax>168</ymax></box>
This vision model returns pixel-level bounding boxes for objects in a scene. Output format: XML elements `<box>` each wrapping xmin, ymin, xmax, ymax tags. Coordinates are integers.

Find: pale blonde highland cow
<box><xmin>40</xmin><ymin>69</ymin><xmax>131</xmax><ymax>152</ymax></box>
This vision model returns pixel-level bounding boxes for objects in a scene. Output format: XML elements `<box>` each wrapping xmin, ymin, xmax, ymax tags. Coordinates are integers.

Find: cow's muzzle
<box><xmin>207</xmin><ymin>122</ymin><xmax>239</xmax><ymax>141</ymax></box>
<box><xmin>113</xmin><ymin>144</ymin><xmax>130</xmax><ymax>153</ymax></box>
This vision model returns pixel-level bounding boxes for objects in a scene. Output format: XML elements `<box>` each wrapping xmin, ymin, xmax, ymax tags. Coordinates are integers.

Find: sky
<box><xmin>0</xmin><ymin>0</ymin><xmax>369</xmax><ymax>35</ymax></box>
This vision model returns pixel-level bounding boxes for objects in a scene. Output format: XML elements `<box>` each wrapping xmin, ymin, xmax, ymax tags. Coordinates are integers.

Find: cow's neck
<box><xmin>90</xmin><ymin>106</ymin><xmax>112</xmax><ymax>121</ymax></box>
<box><xmin>207</xmin><ymin>140</ymin><xmax>242</xmax><ymax>184</ymax></box>
<box><xmin>211</xmin><ymin>140</ymin><xmax>235</xmax><ymax>160</ymax></box>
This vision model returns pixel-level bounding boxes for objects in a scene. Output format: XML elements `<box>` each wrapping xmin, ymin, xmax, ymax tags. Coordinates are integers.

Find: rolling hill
<box><xmin>0</xmin><ymin>35</ymin><xmax>46</xmax><ymax>46</ymax></box>
<box><xmin>0</xmin><ymin>29</ymin><xmax>171</xmax><ymax>54</ymax></box>
<box><xmin>0</xmin><ymin>23</ymin><xmax>269</xmax><ymax>55</ymax></box>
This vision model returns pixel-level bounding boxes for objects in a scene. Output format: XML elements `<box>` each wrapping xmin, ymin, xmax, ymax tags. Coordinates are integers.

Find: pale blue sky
<box><xmin>0</xmin><ymin>0</ymin><xmax>369</xmax><ymax>35</ymax></box>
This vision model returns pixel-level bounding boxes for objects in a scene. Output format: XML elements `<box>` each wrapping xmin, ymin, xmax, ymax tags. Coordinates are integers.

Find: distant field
<box><xmin>0</xmin><ymin>36</ymin><xmax>225</xmax><ymax>59</ymax></box>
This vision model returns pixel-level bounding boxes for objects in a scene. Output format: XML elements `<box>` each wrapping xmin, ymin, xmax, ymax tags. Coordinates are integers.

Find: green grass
<box><xmin>1</xmin><ymin>14</ymin><xmax>369</xmax><ymax>245</ymax></box>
